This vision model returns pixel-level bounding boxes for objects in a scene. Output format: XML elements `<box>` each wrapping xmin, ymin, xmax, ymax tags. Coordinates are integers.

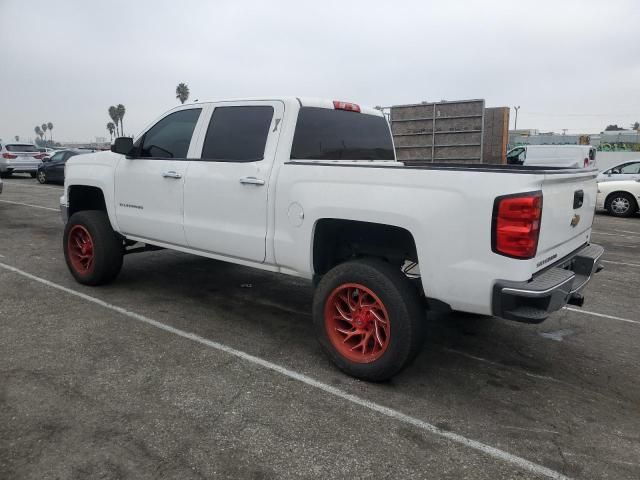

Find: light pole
<box><xmin>513</xmin><ymin>106</ymin><xmax>521</xmax><ymax>131</ymax></box>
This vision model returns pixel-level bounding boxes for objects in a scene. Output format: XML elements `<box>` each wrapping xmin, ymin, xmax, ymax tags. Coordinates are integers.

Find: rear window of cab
<box><xmin>6</xmin><ymin>144</ymin><xmax>39</xmax><ymax>152</ymax></box>
<box><xmin>290</xmin><ymin>107</ymin><xmax>394</xmax><ymax>161</ymax></box>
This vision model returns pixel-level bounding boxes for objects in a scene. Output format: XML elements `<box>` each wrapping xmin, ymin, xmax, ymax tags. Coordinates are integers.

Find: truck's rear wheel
<box><xmin>63</xmin><ymin>210</ymin><xmax>124</xmax><ymax>285</ymax></box>
<box><xmin>313</xmin><ymin>258</ymin><xmax>425</xmax><ymax>381</ymax></box>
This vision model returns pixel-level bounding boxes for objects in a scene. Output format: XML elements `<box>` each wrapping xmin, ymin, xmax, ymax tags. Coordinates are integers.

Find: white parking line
<box><xmin>592</xmin><ymin>231</ymin><xmax>640</xmax><ymax>240</ymax></box>
<box><xmin>609</xmin><ymin>228</ymin><xmax>640</xmax><ymax>236</ymax></box>
<box><xmin>0</xmin><ymin>261</ymin><xmax>571</xmax><ymax>480</ymax></box>
<box><xmin>565</xmin><ymin>307</ymin><xmax>640</xmax><ymax>325</ymax></box>
<box><xmin>601</xmin><ymin>259</ymin><xmax>640</xmax><ymax>268</ymax></box>
<box><xmin>0</xmin><ymin>199</ymin><xmax>59</xmax><ymax>212</ymax></box>
<box><xmin>2</xmin><ymin>181</ymin><xmax>63</xmax><ymax>191</ymax></box>
<box><xmin>442</xmin><ymin>348</ymin><xmax>568</xmax><ymax>384</ymax></box>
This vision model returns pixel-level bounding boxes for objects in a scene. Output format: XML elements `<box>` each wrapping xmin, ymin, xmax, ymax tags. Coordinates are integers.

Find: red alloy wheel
<box><xmin>67</xmin><ymin>225</ymin><xmax>95</xmax><ymax>275</ymax></box>
<box><xmin>324</xmin><ymin>283</ymin><xmax>391</xmax><ymax>363</ymax></box>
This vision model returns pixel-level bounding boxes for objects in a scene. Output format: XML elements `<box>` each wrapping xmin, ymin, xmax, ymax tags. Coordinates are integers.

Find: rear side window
<box><xmin>201</xmin><ymin>106</ymin><xmax>274</xmax><ymax>162</ymax></box>
<box><xmin>589</xmin><ymin>148</ymin><xmax>596</xmax><ymax>161</ymax></box>
<box><xmin>291</xmin><ymin>107</ymin><xmax>394</xmax><ymax>160</ymax></box>
<box><xmin>620</xmin><ymin>162</ymin><xmax>640</xmax><ymax>174</ymax></box>
<box><xmin>138</xmin><ymin>108</ymin><xmax>201</xmax><ymax>159</ymax></box>
<box><xmin>6</xmin><ymin>144</ymin><xmax>39</xmax><ymax>152</ymax></box>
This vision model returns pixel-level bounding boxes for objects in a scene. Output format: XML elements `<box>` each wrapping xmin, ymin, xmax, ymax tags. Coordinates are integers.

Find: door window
<box><xmin>507</xmin><ymin>147</ymin><xmax>525</xmax><ymax>164</ymax></box>
<box><xmin>619</xmin><ymin>162</ymin><xmax>640</xmax><ymax>174</ymax></box>
<box><xmin>201</xmin><ymin>106</ymin><xmax>274</xmax><ymax>162</ymax></box>
<box><xmin>138</xmin><ymin>108</ymin><xmax>202</xmax><ymax>159</ymax></box>
<box><xmin>50</xmin><ymin>152</ymin><xmax>65</xmax><ymax>163</ymax></box>
<box><xmin>62</xmin><ymin>152</ymin><xmax>78</xmax><ymax>163</ymax></box>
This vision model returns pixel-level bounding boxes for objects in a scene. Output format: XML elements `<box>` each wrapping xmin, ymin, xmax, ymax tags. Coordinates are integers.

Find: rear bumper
<box><xmin>492</xmin><ymin>243</ymin><xmax>604</xmax><ymax>323</ymax></box>
<box><xmin>1</xmin><ymin>161</ymin><xmax>41</xmax><ymax>173</ymax></box>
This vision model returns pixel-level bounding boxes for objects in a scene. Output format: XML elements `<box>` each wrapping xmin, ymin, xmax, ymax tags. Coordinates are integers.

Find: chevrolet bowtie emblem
<box><xmin>570</xmin><ymin>214</ymin><xmax>581</xmax><ymax>227</ymax></box>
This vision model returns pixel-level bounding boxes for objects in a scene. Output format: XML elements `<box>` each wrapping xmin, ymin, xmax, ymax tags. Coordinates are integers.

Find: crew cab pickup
<box><xmin>60</xmin><ymin>97</ymin><xmax>603</xmax><ymax>380</ymax></box>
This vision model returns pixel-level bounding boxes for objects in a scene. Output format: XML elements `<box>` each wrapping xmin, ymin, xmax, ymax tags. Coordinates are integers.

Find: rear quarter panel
<box><xmin>273</xmin><ymin>163</ymin><xmax>549</xmax><ymax>315</ymax></box>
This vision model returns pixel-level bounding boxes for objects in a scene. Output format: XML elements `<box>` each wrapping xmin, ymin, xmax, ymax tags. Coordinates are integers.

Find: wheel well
<box><xmin>605</xmin><ymin>191</ymin><xmax>638</xmax><ymax>207</ymax></box>
<box><xmin>312</xmin><ymin>219</ymin><xmax>418</xmax><ymax>276</ymax></box>
<box><xmin>68</xmin><ymin>185</ymin><xmax>107</xmax><ymax>217</ymax></box>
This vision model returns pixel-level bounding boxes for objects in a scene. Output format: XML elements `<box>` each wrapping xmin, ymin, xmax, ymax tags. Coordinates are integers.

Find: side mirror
<box><xmin>607</xmin><ymin>172</ymin><xmax>612</xmax><ymax>177</ymax></box>
<box><xmin>111</xmin><ymin>137</ymin><xmax>135</xmax><ymax>156</ymax></box>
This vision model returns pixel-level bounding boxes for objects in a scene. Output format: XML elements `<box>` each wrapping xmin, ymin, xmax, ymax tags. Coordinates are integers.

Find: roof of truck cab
<box><xmin>178</xmin><ymin>97</ymin><xmax>384</xmax><ymax>117</ymax></box>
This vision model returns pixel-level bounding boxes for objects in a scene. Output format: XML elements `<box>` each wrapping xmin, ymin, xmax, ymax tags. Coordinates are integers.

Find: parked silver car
<box><xmin>0</xmin><ymin>142</ymin><xmax>45</xmax><ymax>177</ymax></box>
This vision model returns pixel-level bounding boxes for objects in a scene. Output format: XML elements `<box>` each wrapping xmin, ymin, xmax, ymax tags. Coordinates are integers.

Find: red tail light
<box><xmin>2</xmin><ymin>153</ymin><xmax>17</xmax><ymax>159</ymax></box>
<box><xmin>333</xmin><ymin>100</ymin><xmax>361</xmax><ymax>113</ymax></box>
<box><xmin>492</xmin><ymin>192</ymin><xmax>542</xmax><ymax>259</ymax></box>
<box><xmin>34</xmin><ymin>154</ymin><xmax>45</xmax><ymax>159</ymax></box>
<box><xmin>584</xmin><ymin>157</ymin><xmax>589</xmax><ymax>168</ymax></box>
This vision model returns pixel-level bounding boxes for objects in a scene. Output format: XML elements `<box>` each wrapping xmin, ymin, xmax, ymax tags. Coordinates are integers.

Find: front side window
<box><xmin>291</xmin><ymin>107</ymin><xmax>394</xmax><ymax>160</ymax></box>
<box><xmin>50</xmin><ymin>152</ymin><xmax>65</xmax><ymax>162</ymax></box>
<box><xmin>201</xmin><ymin>106</ymin><xmax>274</xmax><ymax>162</ymax></box>
<box><xmin>138</xmin><ymin>108</ymin><xmax>202</xmax><ymax>159</ymax></box>
<box><xmin>63</xmin><ymin>152</ymin><xmax>78</xmax><ymax>162</ymax></box>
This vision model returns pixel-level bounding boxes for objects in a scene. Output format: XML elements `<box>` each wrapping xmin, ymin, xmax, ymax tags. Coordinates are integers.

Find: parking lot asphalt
<box><xmin>1</xmin><ymin>176</ymin><xmax>639</xmax><ymax>480</ymax></box>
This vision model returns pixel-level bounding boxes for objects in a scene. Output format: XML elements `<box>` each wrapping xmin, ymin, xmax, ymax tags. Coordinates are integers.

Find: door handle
<box><xmin>239</xmin><ymin>176</ymin><xmax>265</xmax><ymax>186</ymax></box>
<box><xmin>162</xmin><ymin>171</ymin><xmax>182</xmax><ymax>179</ymax></box>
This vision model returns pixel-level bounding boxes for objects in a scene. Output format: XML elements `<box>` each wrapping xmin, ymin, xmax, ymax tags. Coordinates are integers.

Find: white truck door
<box><xmin>114</xmin><ymin>107</ymin><xmax>205</xmax><ymax>246</ymax></box>
<box><xmin>183</xmin><ymin>101</ymin><xmax>284</xmax><ymax>262</ymax></box>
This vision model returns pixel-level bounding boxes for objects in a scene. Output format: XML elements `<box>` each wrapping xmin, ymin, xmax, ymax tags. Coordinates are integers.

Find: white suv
<box><xmin>0</xmin><ymin>142</ymin><xmax>45</xmax><ymax>177</ymax></box>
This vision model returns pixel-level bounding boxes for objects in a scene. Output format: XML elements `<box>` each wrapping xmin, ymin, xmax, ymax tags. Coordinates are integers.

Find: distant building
<box><xmin>508</xmin><ymin>129</ymin><xmax>640</xmax><ymax>151</ymax></box>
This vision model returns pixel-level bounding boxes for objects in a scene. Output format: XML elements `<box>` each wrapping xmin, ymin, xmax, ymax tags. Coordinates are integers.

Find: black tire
<box><xmin>63</xmin><ymin>210</ymin><xmax>124</xmax><ymax>285</ymax></box>
<box><xmin>30</xmin><ymin>172</ymin><xmax>37</xmax><ymax>178</ymax></box>
<box><xmin>37</xmin><ymin>170</ymin><xmax>47</xmax><ymax>184</ymax></box>
<box><xmin>605</xmin><ymin>192</ymin><xmax>638</xmax><ymax>218</ymax></box>
<box><xmin>313</xmin><ymin>258</ymin><xmax>426</xmax><ymax>381</ymax></box>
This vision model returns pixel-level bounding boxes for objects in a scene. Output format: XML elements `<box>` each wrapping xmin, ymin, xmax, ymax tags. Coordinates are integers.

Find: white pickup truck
<box><xmin>61</xmin><ymin>97</ymin><xmax>603</xmax><ymax>380</ymax></box>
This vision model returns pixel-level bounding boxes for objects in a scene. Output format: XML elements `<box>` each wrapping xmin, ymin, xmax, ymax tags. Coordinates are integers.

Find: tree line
<box><xmin>33</xmin><ymin>122</ymin><xmax>54</xmax><ymax>146</ymax></box>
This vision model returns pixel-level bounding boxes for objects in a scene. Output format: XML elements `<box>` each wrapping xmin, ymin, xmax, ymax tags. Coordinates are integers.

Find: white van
<box><xmin>507</xmin><ymin>145</ymin><xmax>596</xmax><ymax>169</ymax></box>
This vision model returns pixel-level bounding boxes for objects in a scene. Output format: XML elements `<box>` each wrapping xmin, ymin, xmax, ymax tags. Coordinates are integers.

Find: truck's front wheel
<box><xmin>63</xmin><ymin>210</ymin><xmax>124</xmax><ymax>286</ymax></box>
<box><xmin>313</xmin><ymin>258</ymin><xmax>425</xmax><ymax>381</ymax></box>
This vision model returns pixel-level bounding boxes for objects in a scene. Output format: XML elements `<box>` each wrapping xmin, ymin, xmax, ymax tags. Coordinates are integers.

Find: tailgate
<box><xmin>13</xmin><ymin>152</ymin><xmax>39</xmax><ymax>162</ymax></box>
<box><xmin>535</xmin><ymin>170</ymin><xmax>598</xmax><ymax>269</ymax></box>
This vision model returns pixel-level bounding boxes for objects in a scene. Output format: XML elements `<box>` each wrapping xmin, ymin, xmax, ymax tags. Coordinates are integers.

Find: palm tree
<box><xmin>116</xmin><ymin>104</ymin><xmax>126</xmax><ymax>136</ymax></box>
<box><xmin>106</xmin><ymin>122</ymin><xmax>116</xmax><ymax>141</ymax></box>
<box><xmin>34</xmin><ymin>126</ymin><xmax>43</xmax><ymax>145</ymax></box>
<box><xmin>47</xmin><ymin>122</ymin><xmax>53</xmax><ymax>142</ymax></box>
<box><xmin>108</xmin><ymin>106</ymin><xmax>120</xmax><ymax>136</ymax></box>
<box><xmin>41</xmin><ymin>123</ymin><xmax>48</xmax><ymax>144</ymax></box>
<box><xmin>14</xmin><ymin>135</ymin><xmax>19</xmax><ymax>141</ymax></box>
<box><xmin>176</xmin><ymin>83</ymin><xmax>190</xmax><ymax>104</ymax></box>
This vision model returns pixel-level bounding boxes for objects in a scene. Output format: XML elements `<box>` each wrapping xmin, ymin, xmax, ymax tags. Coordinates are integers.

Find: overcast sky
<box><xmin>1</xmin><ymin>0</ymin><xmax>638</xmax><ymax>143</ymax></box>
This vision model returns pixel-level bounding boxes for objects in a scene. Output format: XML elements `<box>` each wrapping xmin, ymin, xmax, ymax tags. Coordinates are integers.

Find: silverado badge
<box><xmin>570</xmin><ymin>214</ymin><xmax>581</xmax><ymax>227</ymax></box>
